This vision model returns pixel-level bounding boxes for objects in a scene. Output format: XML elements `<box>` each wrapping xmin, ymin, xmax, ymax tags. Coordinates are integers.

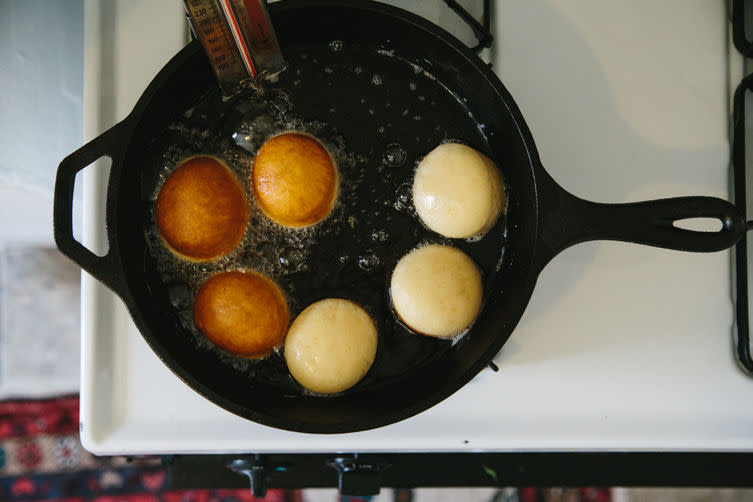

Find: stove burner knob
<box><xmin>227</xmin><ymin>457</ymin><xmax>270</xmax><ymax>498</ymax></box>
<box><xmin>327</xmin><ymin>456</ymin><xmax>390</xmax><ymax>496</ymax></box>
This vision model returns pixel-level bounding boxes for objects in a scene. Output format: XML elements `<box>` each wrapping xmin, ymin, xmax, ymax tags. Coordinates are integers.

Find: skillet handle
<box><xmin>53</xmin><ymin>121</ymin><xmax>128</xmax><ymax>297</ymax></box>
<box><xmin>534</xmin><ymin>167</ymin><xmax>749</xmax><ymax>272</ymax></box>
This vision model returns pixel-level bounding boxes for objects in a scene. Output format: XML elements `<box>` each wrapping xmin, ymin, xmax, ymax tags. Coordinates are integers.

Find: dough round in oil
<box><xmin>252</xmin><ymin>133</ymin><xmax>337</xmax><ymax>227</ymax></box>
<box><xmin>284</xmin><ymin>298</ymin><xmax>377</xmax><ymax>394</ymax></box>
<box><xmin>390</xmin><ymin>244</ymin><xmax>483</xmax><ymax>338</ymax></box>
<box><xmin>413</xmin><ymin>143</ymin><xmax>505</xmax><ymax>238</ymax></box>
<box><xmin>156</xmin><ymin>155</ymin><xmax>248</xmax><ymax>261</ymax></box>
<box><xmin>194</xmin><ymin>270</ymin><xmax>289</xmax><ymax>358</ymax></box>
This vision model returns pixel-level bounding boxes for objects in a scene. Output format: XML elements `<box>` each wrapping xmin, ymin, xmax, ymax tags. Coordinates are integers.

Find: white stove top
<box><xmin>80</xmin><ymin>0</ymin><xmax>753</xmax><ymax>455</ymax></box>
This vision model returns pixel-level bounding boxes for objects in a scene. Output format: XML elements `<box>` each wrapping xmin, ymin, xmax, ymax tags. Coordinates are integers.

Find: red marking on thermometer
<box><xmin>218</xmin><ymin>0</ymin><xmax>257</xmax><ymax>78</ymax></box>
<box><xmin>183</xmin><ymin>0</ymin><xmax>283</xmax><ymax>95</ymax></box>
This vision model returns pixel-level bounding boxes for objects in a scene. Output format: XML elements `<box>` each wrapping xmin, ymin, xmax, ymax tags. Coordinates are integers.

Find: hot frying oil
<box><xmin>141</xmin><ymin>40</ymin><xmax>507</xmax><ymax>395</ymax></box>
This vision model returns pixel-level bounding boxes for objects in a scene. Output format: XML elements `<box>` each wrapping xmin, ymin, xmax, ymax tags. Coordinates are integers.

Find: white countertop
<box><xmin>80</xmin><ymin>0</ymin><xmax>753</xmax><ymax>455</ymax></box>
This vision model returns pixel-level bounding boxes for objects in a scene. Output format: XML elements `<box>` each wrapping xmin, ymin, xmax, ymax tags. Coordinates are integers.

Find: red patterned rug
<box><xmin>0</xmin><ymin>395</ymin><xmax>610</xmax><ymax>502</ymax></box>
<box><xmin>0</xmin><ymin>395</ymin><xmax>302</xmax><ymax>501</ymax></box>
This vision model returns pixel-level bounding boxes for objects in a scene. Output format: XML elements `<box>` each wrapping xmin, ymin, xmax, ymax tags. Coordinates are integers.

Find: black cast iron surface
<box><xmin>54</xmin><ymin>0</ymin><xmax>748</xmax><ymax>433</ymax></box>
<box><xmin>137</xmin><ymin>31</ymin><xmax>508</xmax><ymax>399</ymax></box>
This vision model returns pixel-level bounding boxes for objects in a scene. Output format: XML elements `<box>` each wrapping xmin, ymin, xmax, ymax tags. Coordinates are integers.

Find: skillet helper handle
<box><xmin>535</xmin><ymin>168</ymin><xmax>749</xmax><ymax>271</ymax></box>
<box><xmin>53</xmin><ymin>122</ymin><xmax>127</xmax><ymax>297</ymax></box>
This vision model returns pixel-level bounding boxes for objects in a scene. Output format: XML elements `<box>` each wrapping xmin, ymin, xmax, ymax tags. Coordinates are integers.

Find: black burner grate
<box><xmin>733</xmin><ymin>0</ymin><xmax>753</xmax><ymax>57</ymax></box>
<box><xmin>732</xmin><ymin>0</ymin><xmax>753</xmax><ymax>374</ymax></box>
<box><xmin>443</xmin><ymin>0</ymin><xmax>493</xmax><ymax>53</ymax></box>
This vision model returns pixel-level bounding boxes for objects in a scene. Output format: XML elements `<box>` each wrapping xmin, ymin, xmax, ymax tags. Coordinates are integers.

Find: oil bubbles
<box><xmin>357</xmin><ymin>251</ymin><xmax>380</xmax><ymax>271</ymax></box>
<box><xmin>383</xmin><ymin>144</ymin><xmax>406</xmax><ymax>167</ymax></box>
<box><xmin>279</xmin><ymin>246</ymin><xmax>304</xmax><ymax>270</ymax></box>
<box><xmin>393</xmin><ymin>184</ymin><xmax>412</xmax><ymax>212</ymax></box>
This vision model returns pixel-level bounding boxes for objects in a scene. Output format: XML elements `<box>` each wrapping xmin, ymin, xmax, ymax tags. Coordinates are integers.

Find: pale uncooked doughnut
<box><xmin>413</xmin><ymin>143</ymin><xmax>505</xmax><ymax>238</ymax></box>
<box><xmin>284</xmin><ymin>299</ymin><xmax>377</xmax><ymax>394</ymax></box>
<box><xmin>390</xmin><ymin>244</ymin><xmax>482</xmax><ymax>337</ymax></box>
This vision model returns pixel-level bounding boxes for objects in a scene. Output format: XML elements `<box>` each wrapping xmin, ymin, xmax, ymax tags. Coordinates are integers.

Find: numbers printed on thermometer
<box><xmin>184</xmin><ymin>0</ymin><xmax>250</xmax><ymax>95</ymax></box>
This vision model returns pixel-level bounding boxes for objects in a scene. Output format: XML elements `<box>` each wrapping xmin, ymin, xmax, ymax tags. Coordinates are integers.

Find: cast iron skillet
<box><xmin>54</xmin><ymin>0</ymin><xmax>748</xmax><ymax>433</ymax></box>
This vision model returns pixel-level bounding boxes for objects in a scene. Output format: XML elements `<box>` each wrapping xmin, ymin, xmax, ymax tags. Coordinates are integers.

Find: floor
<box><xmin>0</xmin><ymin>245</ymin><xmax>80</xmax><ymax>399</ymax></box>
<box><xmin>614</xmin><ymin>489</ymin><xmax>753</xmax><ymax>502</ymax></box>
<box><xmin>302</xmin><ymin>488</ymin><xmax>753</xmax><ymax>501</ymax></box>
